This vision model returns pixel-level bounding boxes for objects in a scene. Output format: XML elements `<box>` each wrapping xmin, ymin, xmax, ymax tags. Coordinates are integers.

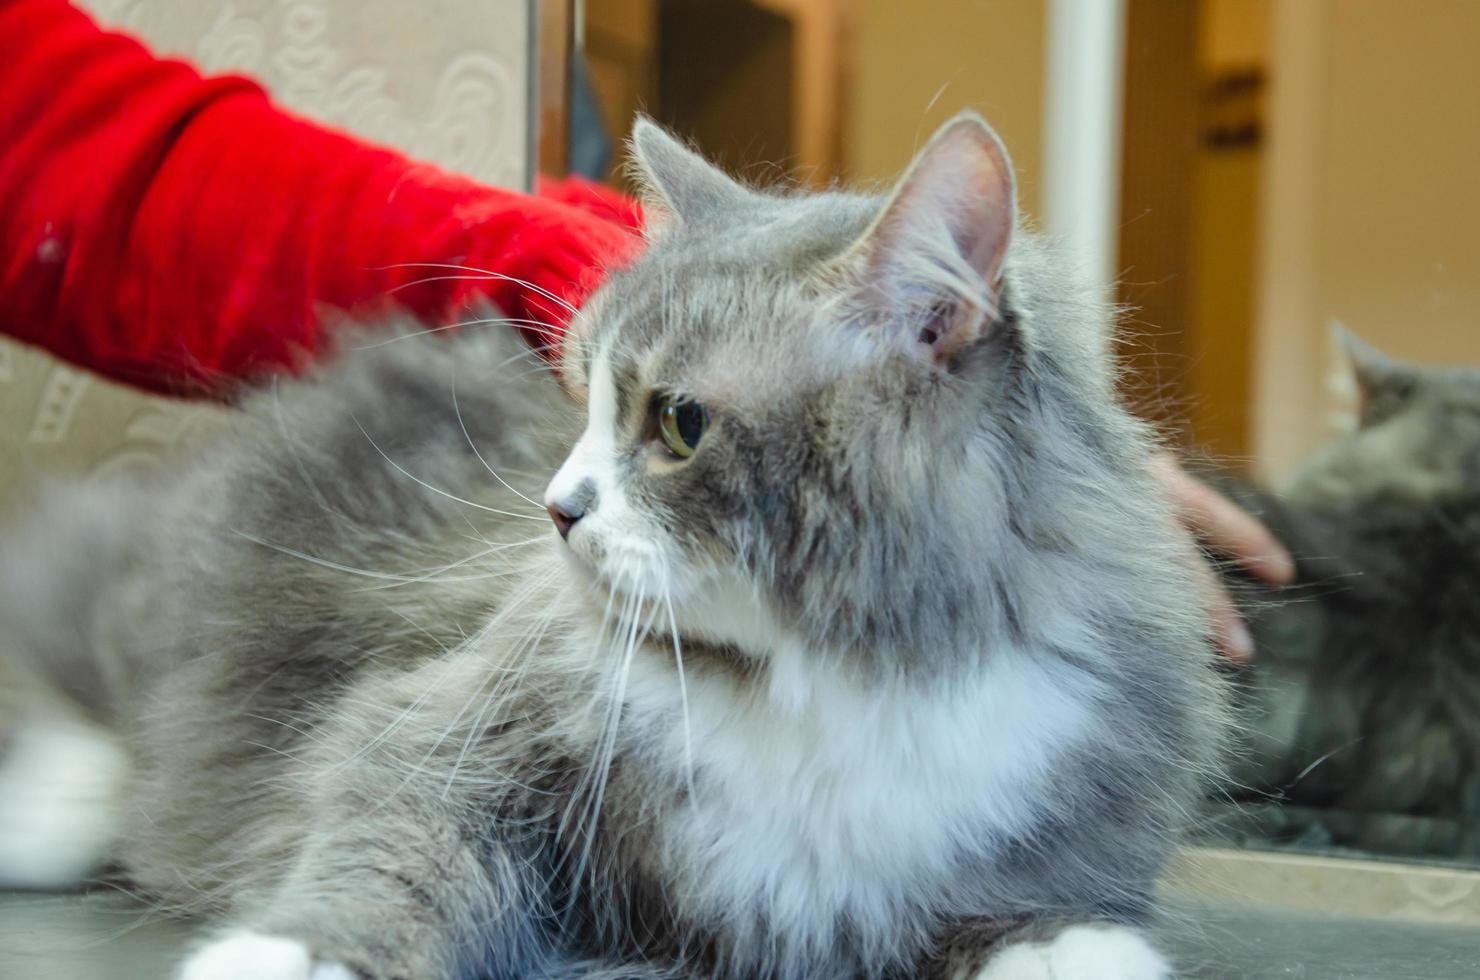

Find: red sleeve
<box><xmin>0</xmin><ymin>0</ymin><xmax>643</xmax><ymax>396</ymax></box>
<box><xmin>536</xmin><ymin>174</ymin><xmax>646</xmax><ymax>232</ymax></box>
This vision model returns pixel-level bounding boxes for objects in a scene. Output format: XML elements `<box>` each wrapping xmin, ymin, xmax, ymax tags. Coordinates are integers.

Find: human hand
<box><xmin>1149</xmin><ymin>453</ymin><xmax>1295</xmax><ymax>662</ymax></box>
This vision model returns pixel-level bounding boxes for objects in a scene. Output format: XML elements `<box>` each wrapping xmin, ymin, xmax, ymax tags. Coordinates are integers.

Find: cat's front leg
<box><xmin>176</xmin><ymin>791</ymin><xmax>544</xmax><ymax>980</ymax></box>
<box><xmin>925</xmin><ymin>921</ymin><xmax>1172</xmax><ymax>980</ymax></box>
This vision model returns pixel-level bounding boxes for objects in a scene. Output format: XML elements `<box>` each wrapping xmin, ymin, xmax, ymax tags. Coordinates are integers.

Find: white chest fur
<box><xmin>620</xmin><ymin>640</ymin><xmax>1102</xmax><ymax>944</ymax></box>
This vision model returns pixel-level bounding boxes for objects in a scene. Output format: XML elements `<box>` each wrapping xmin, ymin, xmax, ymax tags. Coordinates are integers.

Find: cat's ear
<box><xmin>845</xmin><ymin>112</ymin><xmax>1016</xmax><ymax>367</ymax></box>
<box><xmin>1334</xmin><ymin>324</ymin><xmax>1419</xmax><ymax>426</ymax></box>
<box><xmin>628</xmin><ymin>116</ymin><xmax>749</xmax><ymax>229</ymax></box>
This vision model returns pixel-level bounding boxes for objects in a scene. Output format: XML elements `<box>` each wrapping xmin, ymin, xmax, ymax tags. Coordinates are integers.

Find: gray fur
<box><xmin>1220</xmin><ymin>333</ymin><xmax>1480</xmax><ymax>858</ymax></box>
<box><xmin>0</xmin><ymin>114</ymin><xmax>1224</xmax><ymax>978</ymax></box>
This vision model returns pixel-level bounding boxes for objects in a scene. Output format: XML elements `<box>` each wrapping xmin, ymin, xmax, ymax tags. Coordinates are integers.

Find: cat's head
<box><xmin>543</xmin><ymin>114</ymin><xmax>1153</xmax><ymax>675</ymax></box>
<box><xmin>1291</xmin><ymin>328</ymin><xmax>1480</xmax><ymax>508</ymax></box>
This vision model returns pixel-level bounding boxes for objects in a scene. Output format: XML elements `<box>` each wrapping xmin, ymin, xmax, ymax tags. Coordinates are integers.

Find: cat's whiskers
<box><xmin>231</xmin><ymin>529</ymin><xmax>535</xmax><ymax>586</ymax></box>
<box><xmin>350</xmin><ymin>416</ymin><xmax>547</xmax><ymax>521</ymax></box>
<box><xmin>414</xmin><ymin>662</ymin><xmax>515</xmax><ymax>797</ymax></box>
<box><xmin>349</xmin><ymin>314</ymin><xmax>565</xmax><ymax>352</ymax></box>
<box><xmin>441</xmin><ymin>585</ymin><xmax>563</xmax><ymax>800</ymax></box>
<box><xmin>556</xmin><ymin>572</ymin><xmax>626</xmax><ymax>847</ymax></box>
<box><xmin>565</xmin><ymin>567</ymin><xmax>657</xmax><ymax>900</ymax></box>
<box><xmin>347</xmin><ymin>537</ymin><xmax>548</xmax><ymax>594</ymax></box>
<box><xmin>376</xmin><ymin>262</ymin><xmax>587</xmax><ymax>325</ymax></box>
<box><xmin>384</xmin><ymin>604</ymin><xmax>476</xmax><ymax>660</ymax></box>
<box><xmin>329</xmin><ymin>572</ymin><xmax>548</xmax><ymax>776</ymax></box>
<box><xmin>358</xmin><ymin>567</ymin><xmax>565</xmax><ymax>807</ymax></box>
<box><xmin>661</xmin><ymin>564</ymin><xmax>698</xmax><ymax>804</ymax></box>
<box><xmin>1284</xmin><ymin>736</ymin><xmax>1364</xmax><ymax>790</ymax></box>
<box><xmin>328</xmin><ymin>665</ymin><xmax>465</xmax><ymax>778</ymax></box>
<box><xmin>449</xmin><ymin>361</ymin><xmax>546</xmax><ymax>510</ymax></box>
<box><xmin>573</xmin><ymin>574</ymin><xmax>638</xmax><ymax>806</ymax></box>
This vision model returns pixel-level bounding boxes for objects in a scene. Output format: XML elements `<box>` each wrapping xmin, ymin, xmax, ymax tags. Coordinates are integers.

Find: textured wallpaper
<box><xmin>1</xmin><ymin>0</ymin><xmax>534</xmax><ymax>516</ymax></box>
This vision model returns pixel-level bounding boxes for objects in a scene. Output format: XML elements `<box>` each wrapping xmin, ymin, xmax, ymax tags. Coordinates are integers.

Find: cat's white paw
<box><xmin>974</xmin><ymin>924</ymin><xmax>1171</xmax><ymax>980</ymax></box>
<box><xmin>177</xmin><ymin>932</ymin><xmax>356</xmax><ymax>980</ymax></box>
<box><xmin>0</xmin><ymin>714</ymin><xmax>126</xmax><ymax>888</ymax></box>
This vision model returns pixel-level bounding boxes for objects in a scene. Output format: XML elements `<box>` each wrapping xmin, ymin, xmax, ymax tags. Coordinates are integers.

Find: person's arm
<box><xmin>0</xmin><ymin>0</ymin><xmax>641</xmax><ymax>397</ymax></box>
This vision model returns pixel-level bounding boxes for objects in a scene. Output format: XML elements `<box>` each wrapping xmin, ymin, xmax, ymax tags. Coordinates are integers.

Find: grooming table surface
<box><xmin>1</xmin><ymin>890</ymin><xmax>1477</xmax><ymax>979</ymax></box>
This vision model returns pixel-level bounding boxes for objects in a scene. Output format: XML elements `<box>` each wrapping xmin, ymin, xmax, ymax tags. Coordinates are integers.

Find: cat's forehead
<box><xmin>593</xmin><ymin>271</ymin><xmax>834</xmax><ymax>407</ymax></box>
<box><xmin>586</xmin><ymin>199</ymin><xmax>878</xmax><ymax>398</ymax></box>
<box><xmin>1431</xmin><ymin>366</ymin><xmax>1480</xmax><ymax>404</ymax></box>
<box><xmin>650</xmin><ymin>187</ymin><xmax>876</xmax><ymax>270</ymax></box>
<box><xmin>1327</xmin><ymin>365</ymin><xmax>1480</xmax><ymax>492</ymax></box>
<box><xmin>1383</xmin><ymin>365</ymin><xmax>1480</xmax><ymax>431</ymax></box>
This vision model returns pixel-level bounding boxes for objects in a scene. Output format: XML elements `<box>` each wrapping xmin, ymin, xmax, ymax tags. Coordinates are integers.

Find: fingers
<box><xmin>1208</xmin><ymin>573</ymin><xmax>1255</xmax><ymax>664</ymax></box>
<box><xmin>1149</xmin><ymin>452</ymin><xmax>1291</xmax><ymax>663</ymax></box>
<box><xmin>1169</xmin><ymin>508</ymin><xmax>1256</xmax><ymax>663</ymax></box>
<box><xmin>1150</xmin><ymin>453</ymin><xmax>1295</xmax><ymax>587</ymax></box>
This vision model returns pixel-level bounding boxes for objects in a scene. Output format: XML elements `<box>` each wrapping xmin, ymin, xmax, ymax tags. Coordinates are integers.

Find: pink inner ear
<box><xmin>929</xmin><ymin>125</ymin><xmax>1015</xmax><ymax>289</ymax></box>
<box><xmin>857</xmin><ymin>116</ymin><xmax>1017</xmax><ymax>365</ymax></box>
<box><xmin>876</xmin><ymin>122</ymin><xmax>1014</xmax><ymax>277</ymax></box>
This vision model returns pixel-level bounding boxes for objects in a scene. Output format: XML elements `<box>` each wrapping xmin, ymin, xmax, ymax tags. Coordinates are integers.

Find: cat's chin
<box><xmin>562</xmin><ymin>554</ymin><xmax>672</xmax><ymax>626</ymax></box>
<box><xmin>556</xmin><ymin>538</ymin><xmax>688</xmax><ymax>606</ymax></box>
<box><xmin>562</xmin><ymin>557</ymin><xmax>779</xmax><ymax>665</ymax></box>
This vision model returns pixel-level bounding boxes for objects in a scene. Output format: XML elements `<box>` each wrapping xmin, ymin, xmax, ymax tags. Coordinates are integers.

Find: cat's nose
<box><xmin>544</xmin><ymin>476</ymin><xmax>596</xmax><ymax>540</ymax></box>
<box><xmin>546</xmin><ymin>499</ymin><xmax>585</xmax><ymax>540</ymax></box>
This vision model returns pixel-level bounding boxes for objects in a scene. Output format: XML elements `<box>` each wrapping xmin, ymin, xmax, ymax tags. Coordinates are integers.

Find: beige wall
<box><xmin>846</xmin><ymin>0</ymin><xmax>1047</xmax><ymax>216</ymax></box>
<box><xmin>1185</xmin><ymin>0</ymin><xmax>1269</xmax><ymax>463</ymax></box>
<box><xmin>1254</xmin><ymin>0</ymin><xmax>1480</xmax><ymax>477</ymax></box>
<box><xmin>1318</xmin><ymin>1</ymin><xmax>1480</xmax><ymax>363</ymax></box>
<box><xmin>1200</xmin><ymin>0</ymin><xmax>1268</xmax><ymax>69</ymax></box>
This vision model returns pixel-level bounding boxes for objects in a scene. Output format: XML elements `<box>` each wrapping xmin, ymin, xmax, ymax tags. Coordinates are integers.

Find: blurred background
<box><xmin>572</xmin><ymin>0</ymin><xmax>1480</xmax><ymax>480</ymax></box>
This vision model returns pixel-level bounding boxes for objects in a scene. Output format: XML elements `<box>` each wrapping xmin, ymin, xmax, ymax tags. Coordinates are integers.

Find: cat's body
<box><xmin>1220</xmin><ymin>338</ymin><xmax>1480</xmax><ymax>858</ymax></box>
<box><xmin>0</xmin><ymin>116</ymin><xmax>1223</xmax><ymax>979</ymax></box>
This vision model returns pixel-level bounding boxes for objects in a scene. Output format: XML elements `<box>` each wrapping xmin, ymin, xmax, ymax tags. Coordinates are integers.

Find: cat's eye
<box><xmin>656</xmin><ymin>397</ymin><xmax>709</xmax><ymax>458</ymax></box>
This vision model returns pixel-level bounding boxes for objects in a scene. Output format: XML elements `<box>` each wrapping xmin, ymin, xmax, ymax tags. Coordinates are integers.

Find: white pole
<box><xmin>1042</xmin><ymin>0</ymin><xmax>1128</xmax><ymax>301</ymax></box>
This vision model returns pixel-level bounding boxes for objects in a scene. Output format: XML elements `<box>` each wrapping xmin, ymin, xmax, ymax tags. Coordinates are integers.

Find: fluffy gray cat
<box><xmin>1220</xmin><ymin>334</ymin><xmax>1480</xmax><ymax>859</ymax></box>
<box><xmin>0</xmin><ymin>115</ymin><xmax>1224</xmax><ymax>979</ymax></box>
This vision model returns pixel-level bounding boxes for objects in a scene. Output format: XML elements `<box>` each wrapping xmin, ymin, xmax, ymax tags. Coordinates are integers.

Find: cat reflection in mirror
<box><xmin>1221</xmin><ymin>332</ymin><xmax>1480</xmax><ymax>858</ymax></box>
<box><xmin>0</xmin><ymin>114</ymin><xmax>1226</xmax><ymax>979</ymax></box>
